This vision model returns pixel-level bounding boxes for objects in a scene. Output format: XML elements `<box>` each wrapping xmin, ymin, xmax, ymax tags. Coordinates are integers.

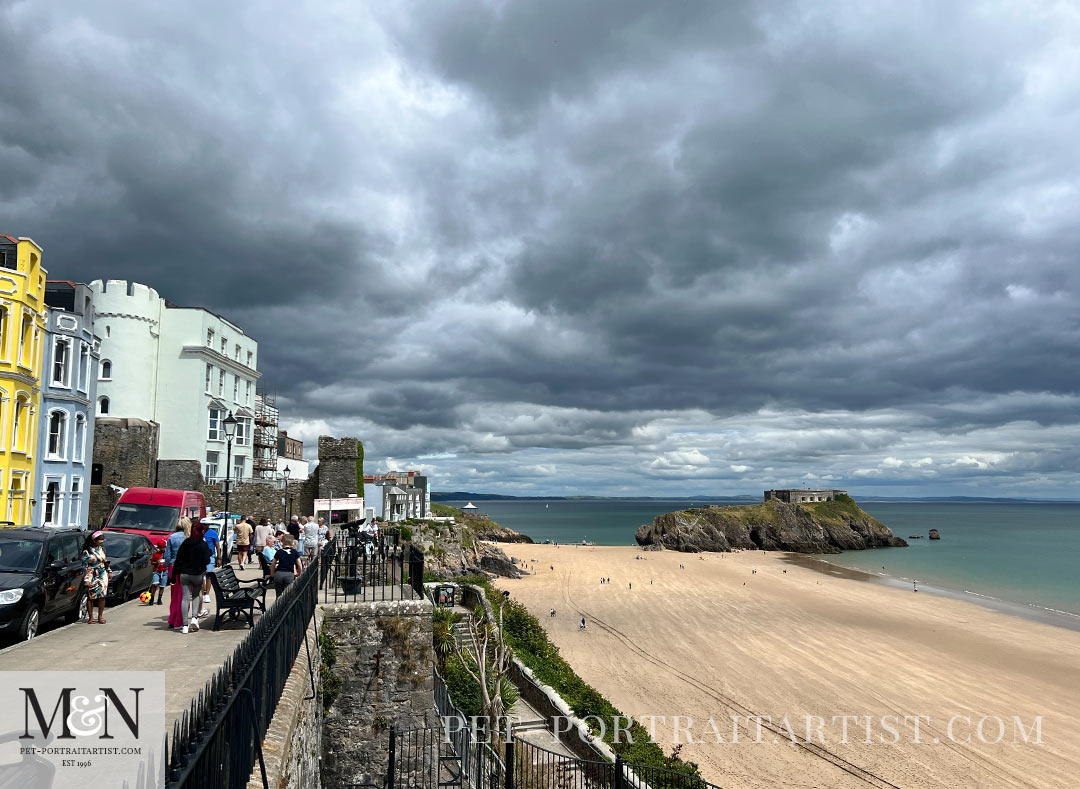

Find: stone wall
<box><xmin>320</xmin><ymin>599</ymin><xmax>436</xmax><ymax>789</ymax></box>
<box><xmin>200</xmin><ymin>478</ymin><xmax>318</xmax><ymax>522</ymax></box>
<box><xmin>156</xmin><ymin>460</ymin><xmax>201</xmax><ymax>491</ymax></box>
<box><xmin>317</xmin><ymin>437</ymin><xmax>359</xmax><ymax>499</ymax></box>
<box><xmin>248</xmin><ymin>611</ymin><xmax>323</xmax><ymax>789</ymax></box>
<box><xmin>88</xmin><ymin>418</ymin><xmax>160</xmax><ymax>528</ymax></box>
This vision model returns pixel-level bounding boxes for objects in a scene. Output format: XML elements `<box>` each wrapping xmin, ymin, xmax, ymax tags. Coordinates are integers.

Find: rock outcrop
<box><xmin>635</xmin><ymin>496</ymin><xmax>907</xmax><ymax>554</ymax></box>
<box><xmin>928</xmin><ymin>529</ymin><xmax>941</xmax><ymax>540</ymax></box>
<box><xmin>415</xmin><ymin>519</ymin><xmax>524</xmax><ymax>579</ymax></box>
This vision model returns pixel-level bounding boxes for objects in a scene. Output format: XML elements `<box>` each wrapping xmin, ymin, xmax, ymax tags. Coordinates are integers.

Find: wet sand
<box><xmin>493</xmin><ymin>544</ymin><xmax>1080</xmax><ymax>789</ymax></box>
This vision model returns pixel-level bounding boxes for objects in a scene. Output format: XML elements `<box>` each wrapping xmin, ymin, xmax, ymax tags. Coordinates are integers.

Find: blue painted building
<box><xmin>35</xmin><ymin>281</ymin><xmax>98</xmax><ymax>528</ymax></box>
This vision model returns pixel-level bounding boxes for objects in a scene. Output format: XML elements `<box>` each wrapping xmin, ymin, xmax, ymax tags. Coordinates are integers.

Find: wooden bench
<box><xmin>208</xmin><ymin>566</ymin><xmax>266</xmax><ymax>631</ymax></box>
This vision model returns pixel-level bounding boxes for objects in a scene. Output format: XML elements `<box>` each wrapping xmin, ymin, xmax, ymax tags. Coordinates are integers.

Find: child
<box><xmin>147</xmin><ymin>539</ymin><xmax>168</xmax><ymax>605</ymax></box>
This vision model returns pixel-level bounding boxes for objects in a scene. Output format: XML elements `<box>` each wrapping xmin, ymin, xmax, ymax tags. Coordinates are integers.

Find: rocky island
<box><xmin>635</xmin><ymin>493</ymin><xmax>907</xmax><ymax>554</ymax></box>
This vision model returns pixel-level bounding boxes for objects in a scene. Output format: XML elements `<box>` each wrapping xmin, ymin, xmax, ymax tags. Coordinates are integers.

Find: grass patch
<box><xmin>802</xmin><ymin>493</ymin><xmax>866</xmax><ymax>522</ymax></box>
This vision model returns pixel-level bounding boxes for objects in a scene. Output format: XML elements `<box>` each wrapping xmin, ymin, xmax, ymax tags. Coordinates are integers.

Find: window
<box><xmin>12</xmin><ymin>398</ymin><xmax>24</xmax><ymax>451</ymax></box>
<box><xmin>98</xmin><ymin>396</ymin><xmax>110</xmax><ymax>415</ymax></box>
<box><xmin>70</xmin><ymin>478</ymin><xmax>82</xmax><ymax>527</ymax></box>
<box><xmin>100</xmin><ymin>359</ymin><xmax>112</xmax><ymax>380</ymax></box>
<box><xmin>19</xmin><ymin>315</ymin><xmax>31</xmax><ymax>367</ymax></box>
<box><xmin>233</xmin><ymin>456</ymin><xmax>245</xmax><ymax>481</ymax></box>
<box><xmin>218</xmin><ymin>370</ymin><xmax>225</xmax><ymax>396</ymax></box>
<box><xmin>73</xmin><ymin>415</ymin><xmax>86</xmax><ymax>463</ymax></box>
<box><xmin>0</xmin><ymin>308</ymin><xmax>5</xmax><ymax>359</ymax></box>
<box><xmin>78</xmin><ymin>344</ymin><xmax>89</xmax><ymax>392</ymax></box>
<box><xmin>0</xmin><ymin>251</ymin><xmax>10</xmax><ymax>270</ymax></box>
<box><xmin>205</xmin><ymin>364</ymin><xmax>212</xmax><ymax>393</ymax></box>
<box><xmin>220</xmin><ymin>337</ymin><xmax>227</xmax><ymax>353</ymax></box>
<box><xmin>207</xmin><ymin>328</ymin><xmax>215</xmax><ymax>347</ymax></box>
<box><xmin>208</xmin><ymin>407</ymin><xmax>223</xmax><ymax>440</ymax></box>
<box><xmin>234</xmin><ymin>343</ymin><xmax>241</xmax><ymax>361</ymax></box>
<box><xmin>246</xmin><ymin>381</ymin><xmax>251</xmax><ymax>405</ymax></box>
<box><xmin>44</xmin><ymin>481</ymin><xmax>61</xmax><ymax>526</ymax></box>
<box><xmin>234</xmin><ymin>417</ymin><xmax>249</xmax><ymax>446</ymax></box>
<box><xmin>246</xmin><ymin>350</ymin><xmax>253</xmax><ymax>367</ymax></box>
<box><xmin>47</xmin><ymin>411</ymin><xmax>66</xmax><ymax>458</ymax></box>
<box><xmin>233</xmin><ymin>377</ymin><xmax>239</xmax><ymax>402</ymax></box>
<box><xmin>52</xmin><ymin>339</ymin><xmax>70</xmax><ymax>386</ymax></box>
<box><xmin>205</xmin><ymin>451</ymin><xmax>220</xmax><ymax>481</ymax></box>
<box><xmin>91</xmin><ymin>464</ymin><xmax>103</xmax><ymax>486</ymax></box>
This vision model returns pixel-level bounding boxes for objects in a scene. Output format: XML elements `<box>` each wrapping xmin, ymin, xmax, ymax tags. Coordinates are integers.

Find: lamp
<box><xmin>283</xmin><ymin>465</ymin><xmax>292</xmax><ymax>523</ymax></box>
<box><xmin>223</xmin><ymin>411</ymin><xmax>238</xmax><ymax>558</ymax></box>
<box><xmin>110</xmin><ymin>470</ymin><xmax>121</xmax><ymax>487</ymax></box>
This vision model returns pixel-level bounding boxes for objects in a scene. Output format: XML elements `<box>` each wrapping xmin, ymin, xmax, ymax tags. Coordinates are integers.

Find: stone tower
<box><xmin>317</xmin><ymin>436</ymin><xmax>359</xmax><ymax>499</ymax></box>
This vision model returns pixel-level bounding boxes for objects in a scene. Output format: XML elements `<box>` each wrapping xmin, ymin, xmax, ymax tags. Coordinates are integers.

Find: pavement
<box><xmin>0</xmin><ymin>559</ymin><xmax>280</xmax><ymax>731</ymax></box>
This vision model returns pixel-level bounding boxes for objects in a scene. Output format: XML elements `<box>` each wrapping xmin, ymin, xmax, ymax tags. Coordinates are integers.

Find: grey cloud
<box><xmin>2</xmin><ymin>1</ymin><xmax>1078</xmax><ymax>496</ymax></box>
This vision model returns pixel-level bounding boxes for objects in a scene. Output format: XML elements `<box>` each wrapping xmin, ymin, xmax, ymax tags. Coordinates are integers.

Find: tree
<box><xmin>452</xmin><ymin>598</ymin><xmax>518</xmax><ymax>740</ymax></box>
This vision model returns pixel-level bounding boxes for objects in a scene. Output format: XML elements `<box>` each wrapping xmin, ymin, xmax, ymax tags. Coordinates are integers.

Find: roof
<box><xmin>0</xmin><ymin>234</ymin><xmax>18</xmax><ymax>244</ymax></box>
<box><xmin>462</xmin><ymin>502</ymin><xmax>478</xmax><ymax>509</ymax></box>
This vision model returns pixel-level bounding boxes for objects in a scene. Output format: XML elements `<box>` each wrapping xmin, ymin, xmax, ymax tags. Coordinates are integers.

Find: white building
<box><xmin>89</xmin><ymin>280</ymin><xmax>261</xmax><ymax>481</ymax></box>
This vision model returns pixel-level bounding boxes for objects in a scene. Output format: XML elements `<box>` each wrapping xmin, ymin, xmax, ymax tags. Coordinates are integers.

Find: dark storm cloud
<box><xmin>3</xmin><ymin>0</ymin><xmax>1079</xmax><ymax>495</ymax></box>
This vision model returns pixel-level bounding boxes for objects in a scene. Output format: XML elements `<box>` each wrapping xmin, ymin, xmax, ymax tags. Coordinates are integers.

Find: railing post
<box><xmin>503</xmin><ymin>739</ymin><xmax>514</xmax><ymax>789</ymax></box>
<box><xmin>387</xmin><ymin>726</ymin><xmax>396</xmax><ymax>789</ymax></box>
<box><xmin>614</xmin><ymin>754</ymin><xmax>624</xmax><ymax>789</ymax></box>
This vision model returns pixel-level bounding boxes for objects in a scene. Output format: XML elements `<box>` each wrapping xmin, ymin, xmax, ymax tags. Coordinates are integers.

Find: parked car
<box><xmin>104</xmin><ymin>487</ymin><xmax>207</xmax><ymax>543</ymax></box>
<box><xmin>102</xmin><ymin>532</ymin><xmax>155</xmax><ymax>604</ymax></box>
<box><xmin>0</xmin><ymin>528</ymin><xmax>87</xmax><ymax>640</ymax></box>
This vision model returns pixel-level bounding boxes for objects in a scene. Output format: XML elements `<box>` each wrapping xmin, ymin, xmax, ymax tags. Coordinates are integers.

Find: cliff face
<box><xmin>635</xmin><ymin>497</ymin><xmax>907</xmax><ymax>554</ymax></box>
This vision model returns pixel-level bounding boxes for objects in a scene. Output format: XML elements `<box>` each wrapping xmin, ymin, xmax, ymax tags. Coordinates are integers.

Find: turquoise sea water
<box><xmin>446</xmin><ymin>499</ymin><xmax>1080</xmax><ymax>617</ymax></box>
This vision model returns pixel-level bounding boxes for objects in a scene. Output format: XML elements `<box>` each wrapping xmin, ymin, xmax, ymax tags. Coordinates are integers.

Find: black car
<box><xmin>0</xmin><ymin>528</ymin><xmax>87</xmax><ymax>641</ymax></box>
<box><xmin>102</xmin><ymin>532</ymin><xmax>155</xmax><ymax>603</ymax></box>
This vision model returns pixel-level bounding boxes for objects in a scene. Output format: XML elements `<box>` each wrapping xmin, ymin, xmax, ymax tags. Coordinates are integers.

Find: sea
<box><xmin>445</xmin><ymin>499</ymin><xmax>1080</xmax><ymax>625</ymax></box>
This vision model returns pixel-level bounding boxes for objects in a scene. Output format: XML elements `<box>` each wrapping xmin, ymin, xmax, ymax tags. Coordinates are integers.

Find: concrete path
<box><xmin>0</xmin><ymin>560</ymin><xmax>280</xmax><ymax>731</ymax></box>
<box><xmin>507</xmin><ymin>697</ymin><xmax>577</xmax><ymax>757</ymax></box>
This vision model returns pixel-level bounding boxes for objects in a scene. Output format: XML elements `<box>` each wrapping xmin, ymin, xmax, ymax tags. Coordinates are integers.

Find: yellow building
<box><xmin>0</xmin><ymin>236</ymin><xmax>47</xmax><ymax>526</ymax></box>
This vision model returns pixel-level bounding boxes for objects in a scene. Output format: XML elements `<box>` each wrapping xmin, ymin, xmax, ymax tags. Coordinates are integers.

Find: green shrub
<box><xmin>457</xmin><ymin>578</ymin><xmax>700</xmax><ymax>776</ymax></box>
<box><xmin>319</xmin><ymin>632</ymin><xmax>342</xmax><ymax>712</ymax></box>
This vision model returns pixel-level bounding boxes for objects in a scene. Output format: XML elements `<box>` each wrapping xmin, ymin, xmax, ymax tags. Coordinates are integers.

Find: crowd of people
<box><xmin>79</xmin><ymin>512</ymin><xmax>336</xmax><ymax>634</ymax></box>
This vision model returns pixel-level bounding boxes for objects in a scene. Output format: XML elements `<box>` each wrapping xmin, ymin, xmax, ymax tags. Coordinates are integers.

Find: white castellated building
<box><xmin>89</xmin><ymin>280</ymin><xmax>261</xmax><ymax>481</ymax></box>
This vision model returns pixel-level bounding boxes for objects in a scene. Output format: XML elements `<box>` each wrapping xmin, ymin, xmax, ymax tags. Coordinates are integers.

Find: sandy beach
<box><xmin>491</xmin><ymin>544</ymin><xmax>1080</xmax><ymax>789</ymax></box>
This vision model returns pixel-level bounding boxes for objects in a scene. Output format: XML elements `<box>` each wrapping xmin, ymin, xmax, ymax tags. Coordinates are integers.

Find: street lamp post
<box><xmin>283</xmin><ymin>465</ymin><xmax>292</xmax><ymax>524</ymax></box>
<box><xmin>223</xmin><ymin>412</ymin><xmax>238</xmax><ymax>542</ymax></box>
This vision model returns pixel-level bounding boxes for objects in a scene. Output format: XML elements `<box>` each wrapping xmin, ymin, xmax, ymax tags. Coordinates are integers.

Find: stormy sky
<box><xmin>3</xmin><ymin>1</ymin><xmax>1079</xmax><ymax>497</ymax></box>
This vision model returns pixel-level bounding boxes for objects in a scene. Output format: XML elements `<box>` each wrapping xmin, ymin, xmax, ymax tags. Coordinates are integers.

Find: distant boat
<box><xmin>545</xmin><ymin>504</ymin><xmax>549</xmax><ymax>508</ymax></box>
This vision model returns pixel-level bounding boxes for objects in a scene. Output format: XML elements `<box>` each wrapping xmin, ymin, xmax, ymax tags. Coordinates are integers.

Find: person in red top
<box><xmin>146</xmin><ymin>539</ymin><xmax>169</xmax><ymax>605</ymax></box>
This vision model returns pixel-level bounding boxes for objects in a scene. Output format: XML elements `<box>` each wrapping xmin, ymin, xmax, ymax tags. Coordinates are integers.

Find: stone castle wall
<box><xmin>320</xmin><ymin>599</ymin><xmax>436</xmax><ymax>789</ymax></box>
<box><xmin>88</xmin><ymin>418</ymin><xmax>160</xmax><ymax>528</ymax></box>
<box><xmin>317</xmin><ymin>437</ymin><xmax>358</xmax><ymax>500</ymax></box>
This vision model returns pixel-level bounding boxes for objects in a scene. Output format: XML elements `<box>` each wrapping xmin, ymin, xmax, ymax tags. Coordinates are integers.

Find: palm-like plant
<box><xmin>432</xmin><ymin>606</ymin><xmax>461</xmax><ymax>669</ymax></box>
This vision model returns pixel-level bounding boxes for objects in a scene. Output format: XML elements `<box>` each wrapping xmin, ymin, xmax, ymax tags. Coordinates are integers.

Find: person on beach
<box><xmin>270</xmin><ymin>535</ymin><xmax>305</xmax><ymax>595</ymax></box>
<box><xmin>174</xmin><ymin>522</ymin><xmax>212</xmax><ymax>634</ymax></box>
<box><xmin>81</xmin><ymin>531</ymin><xmax>111</xmax><ymax>624</ymax></box>
<box><xmin>550</xmin><ymin>608</ymin><xmax>556</xmax><ymax>617</ymax></box>
<box><xmin>913</xmin><ymin>579</ymin><xmax>918</xmax><ymax>592</ymax></box>
<box><xmin>579</xmin><ymin>616</ymin><xmax>586</xmax><ymax>630</ymax></box>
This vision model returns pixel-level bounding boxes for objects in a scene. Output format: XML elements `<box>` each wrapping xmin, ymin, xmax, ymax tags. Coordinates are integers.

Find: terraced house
<box><xmin>0</xmin><ymin>236</ymin><xmax>48</xmax><ymax>526</ymax></box>
<box><xmin>34</xmin><ymin>281</ymin><xmax>99</xmax><ymax>528</ymax></box>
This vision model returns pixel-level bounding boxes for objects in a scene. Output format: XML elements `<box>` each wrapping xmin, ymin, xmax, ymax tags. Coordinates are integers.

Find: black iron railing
<box><xmin>319</xmin><ymin>527</ymin><xmax>422</xmax><ymax>603</ymax></box>
<box><xmin>165</xmin><ymin>548</ymin><xmax>321</xmax><ymax>789</ymax></box>
<box><xmin>433</xmin><ymin>664</ymin><xmax>506</xmax><ymax>789</ymax></box>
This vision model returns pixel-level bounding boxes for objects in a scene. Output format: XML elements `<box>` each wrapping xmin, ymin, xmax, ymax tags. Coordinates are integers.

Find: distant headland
<box><xmin>433</xmin><ymin>491</ymin><xmax>1077</xmax><ymax>504</ymax></box>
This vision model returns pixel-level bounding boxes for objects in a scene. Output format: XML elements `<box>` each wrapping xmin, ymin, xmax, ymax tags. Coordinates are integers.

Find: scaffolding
<box><xmin>253</xmin><ymin>392</ymin><xmax>279</xmax><ymax>479</ymax></box>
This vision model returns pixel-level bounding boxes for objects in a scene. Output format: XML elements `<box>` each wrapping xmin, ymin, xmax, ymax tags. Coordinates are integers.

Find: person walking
<box><xmin>270</xmin><ymin>535</ymin><xmax>304</xmax><ymax>595</ymax></box>
<box><xmin>165</xmin><ymin>518</ymin><xmax>190</xmax><ymax>630</ymax></box>
<box><xmin>579</xmin><ymin>616</ymin><xmax>586</xmax><ymax>630</ymax></box>
<box><xmin>302</xmin><ymin>516</ymin><xmax>319</xmax><ymax>559</ymax></box>
<box><xmin>234</xmin><ymin>517</ymin><xmax>253</xmax><ymax>568</ymax></box>
<box><xmin>81</xmin><ymin>531</ymin><xmax>111</xmax><ymax>624</ymax></box>
<box><xmin>174</xmin><ymin>522</ymin><xmax>212</xmax><ymax>634</ymax></box>
<box><xmin>287</xmin><ymin>515</ymin><xmax>301</xmax><ymax>542</ymax></box>
<box><xmin>254</xmin><ymin>517</ymin><xmax>271</xmax><ymax>561</ymax></box>
<box><xmin>201</xmin><ymin>520</ymin><xmax>221</xmax><ymax>606</ymax></box>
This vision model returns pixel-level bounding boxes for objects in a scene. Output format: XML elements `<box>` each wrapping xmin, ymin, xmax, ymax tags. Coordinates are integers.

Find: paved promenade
<box><xmin>0</xmin><ymin>561</ymin><xmax>281</xmax><ymax>731</ymax></box>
